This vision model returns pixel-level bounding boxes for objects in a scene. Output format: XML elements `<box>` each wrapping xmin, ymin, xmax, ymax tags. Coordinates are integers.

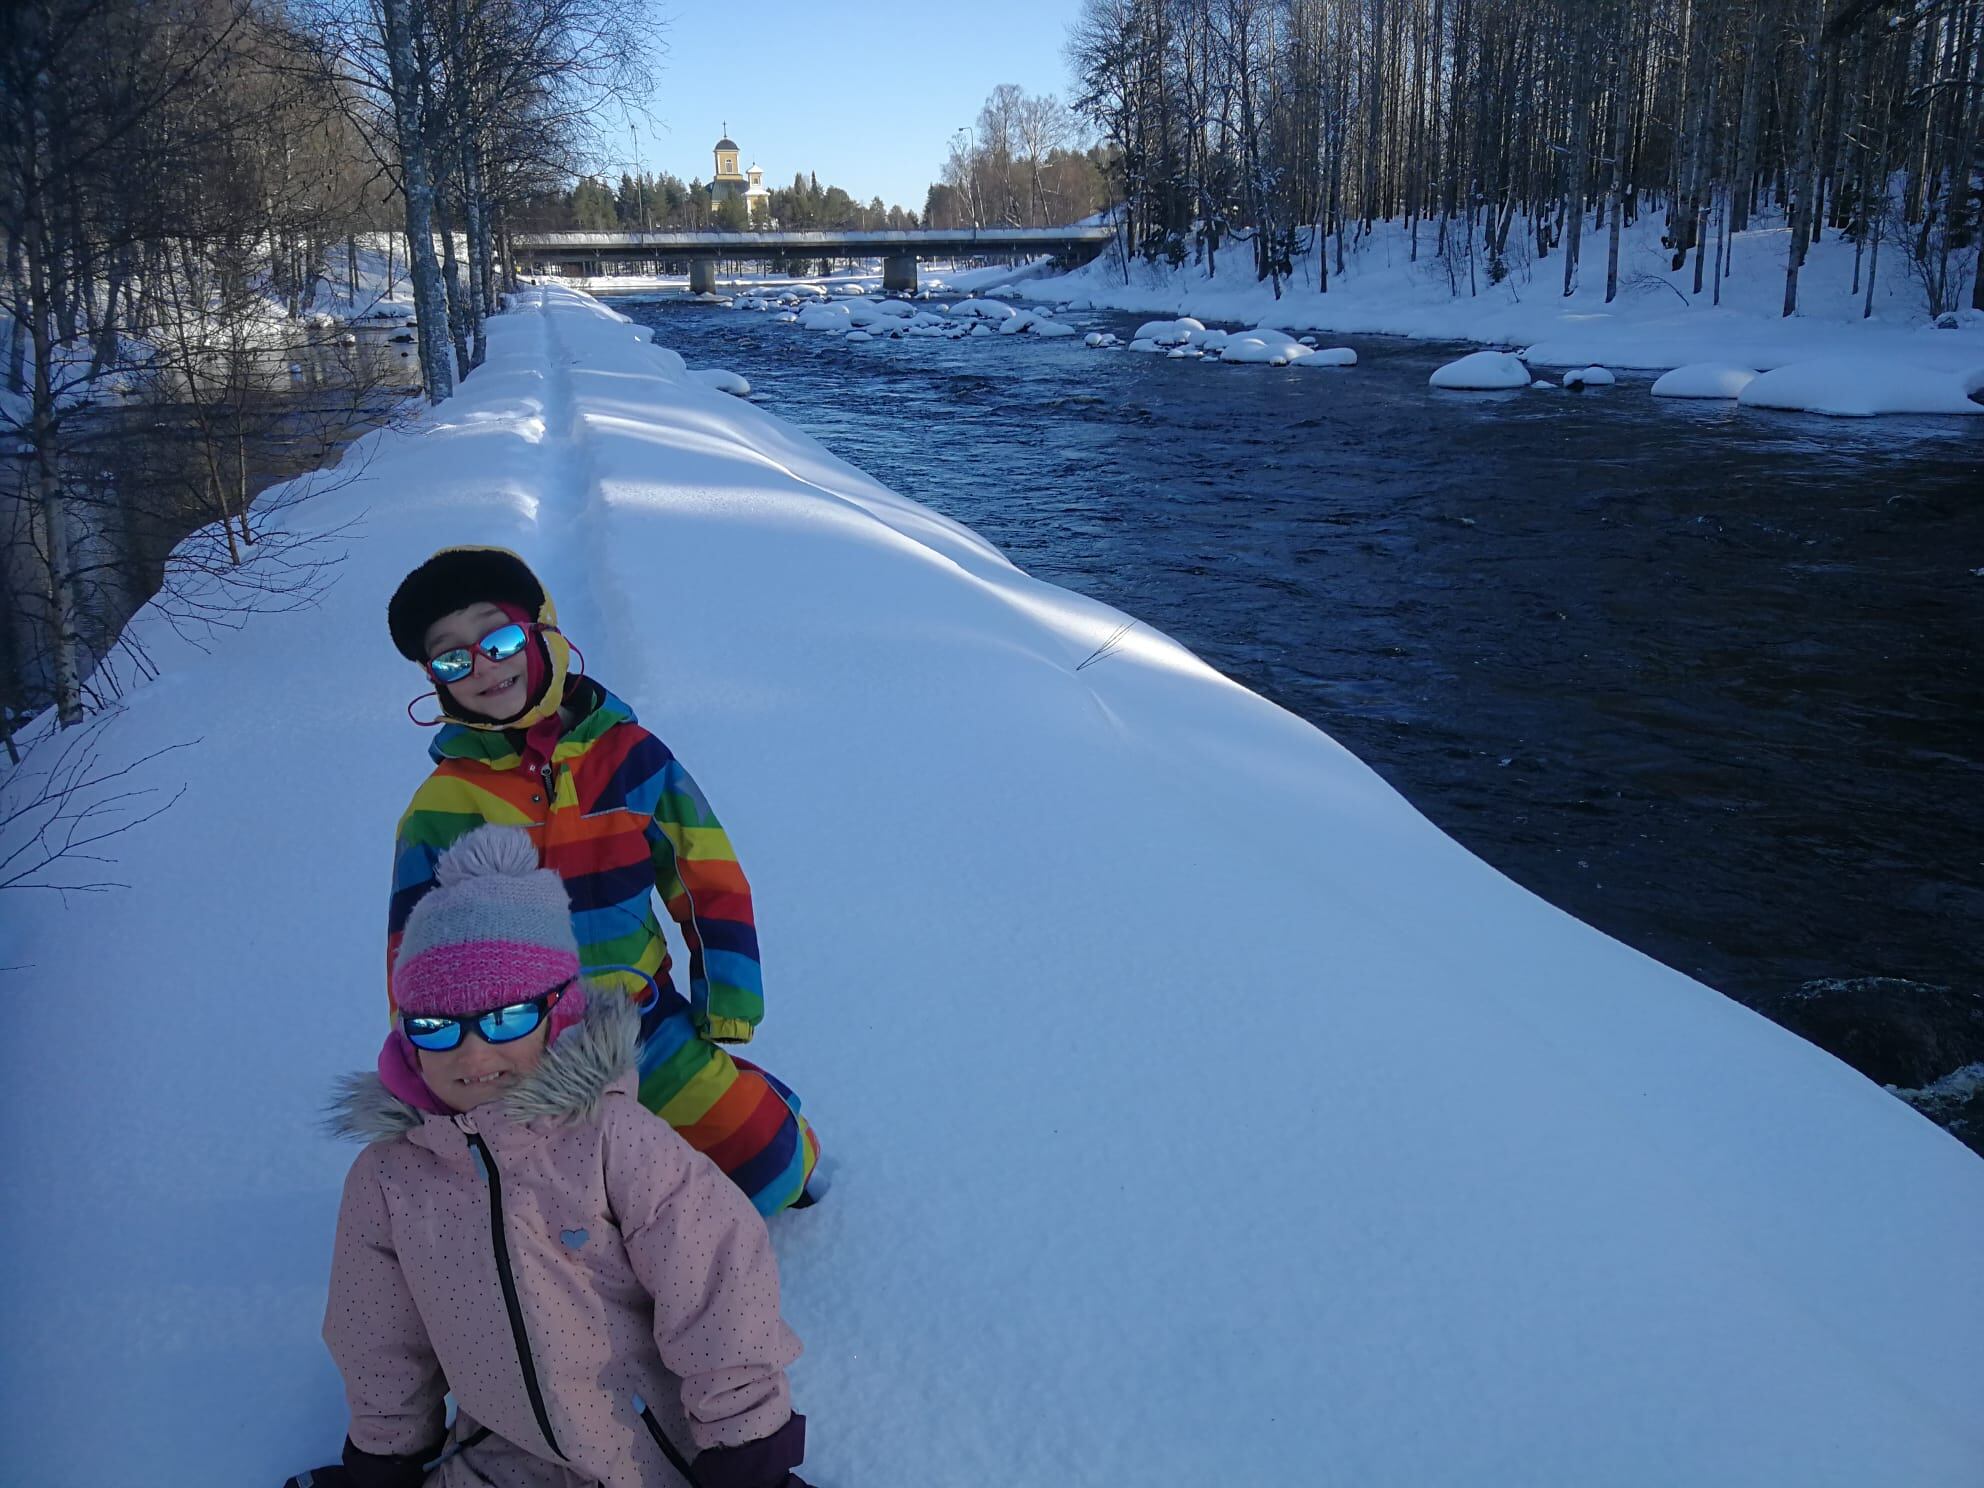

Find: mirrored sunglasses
<box><xmin>401</xmin><ymin>982</ymin><xmax>568</xmax><ymax>1052</ymax></box>
<box><xmin>426</xmin><ymin>621</ymin><xmax>538</xmax><ymax>685</ymax></box>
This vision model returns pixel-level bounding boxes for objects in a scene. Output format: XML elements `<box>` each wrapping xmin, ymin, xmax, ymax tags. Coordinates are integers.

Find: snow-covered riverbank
<box><xmin>1017</xmin><ymin>214</ymin><xmax>1984</xmax><ymax>395</ymax></box>
<box><xmin>3</xmin><ymin>284</ymin><xmax>1981</xmax><ymax>1487</ymax></box>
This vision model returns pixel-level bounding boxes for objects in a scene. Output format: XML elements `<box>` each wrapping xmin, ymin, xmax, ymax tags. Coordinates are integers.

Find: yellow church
<box><xmin>708</xmin><ymin>128</ymin><xmax>772</xmax><ymax>225</ymax></box>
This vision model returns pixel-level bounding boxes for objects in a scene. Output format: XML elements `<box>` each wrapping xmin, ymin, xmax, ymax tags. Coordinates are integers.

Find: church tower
<box><xmin>711</xmin><ymin>127</ymin><xmax>746</xmax><ymax>201</ymax></box>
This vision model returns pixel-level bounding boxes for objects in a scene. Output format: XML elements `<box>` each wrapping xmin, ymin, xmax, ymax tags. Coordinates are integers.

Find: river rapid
<box><xmin>614</xmin><ymin>291</ymin><xmax>1984</xmax><ymax>1150</ymax></box>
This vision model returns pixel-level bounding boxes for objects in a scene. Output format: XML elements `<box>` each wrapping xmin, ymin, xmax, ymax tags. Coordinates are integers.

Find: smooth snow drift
<box><xmin>2</xmin><ymin>286</ymin><xmax>1981</xmax><ymax>1488</ymax></box>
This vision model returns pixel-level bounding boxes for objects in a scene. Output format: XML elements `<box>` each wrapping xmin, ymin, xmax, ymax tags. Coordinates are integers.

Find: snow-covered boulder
<box><xmin>1563</xmin><ymin>366</ymin><xmax>1616</xmax><ymax>389</ymax></box>
<box><xmin>951</xmin><ymin>299</ymin><xmax>1018</xmax><ymax>322</ymax></box>
<box><xmin>1736</xmin><ymin>358</ymin><xmax>1984</xmax><ymax>418</ymax></box>
<box><xmin>1127</xmin><ymin>338</ymin><xmax>1164</xmax><ymax>353</ymax></box>
<box><xmin>867</xmin><ymin>300</ymin><xmax>917</xmax><ymax>320</ymax></box>
<box><xmin>1132</xmin><ymin>317</ymin><xmax>1205</xmax><ymax>347</ymax></box>
<box><xmin>774</xmin><ymin>312</ymin><xmax>799</xmax><ymax>325</ymax></box>
<box><xmin>1166</xmin><ymin>346</ymin><xmax>1199</xmax><ymax>359</ymax></box>
<box><xmin>844</xmin><ymin>330</ymin><xmax>874</xmax><ymax>344</ymax></box>
<box><xmin>1186</xmin><ymin>328</ymin><xmax>1231</xmax><ymax>354</ymax></box>
<box><xmin>788</xmin><ymin>284</ymin><xmax>828</xmax><ymax>299</ymax></box>
<box><xmin>1293</xmin><ymin>347</ymin><xmax>1357</xmax><ymax>369</ymax></box>
<box><xmin>1650</xmin><ymin>363</ymin><xmax>1759</xmax><ymax>399</ymax></box>
<box><xmin>686</xmin><ymin>367</ymin><xmax>750</xmax><ymax>396</ymax></box>
<box><xmin>797</xmin><ymin>304</ymin><xmax>855</xmax><ymax>332</ymax></box>
<box><xmin>1430</xmin><ymin>350</ymin><xmax>1531</xmax><ymax>389</ymax></box>
<box><xmin>1221</xmin><ymin>329</ymin><xmax>1312</xmax><ymax>366</ymax></box>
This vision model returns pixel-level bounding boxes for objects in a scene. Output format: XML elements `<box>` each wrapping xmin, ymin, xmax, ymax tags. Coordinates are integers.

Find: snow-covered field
<box><xmin>3</xmin><ymin>285</ymin><xmax>1981</xmax><ymax>1487</ymax></box>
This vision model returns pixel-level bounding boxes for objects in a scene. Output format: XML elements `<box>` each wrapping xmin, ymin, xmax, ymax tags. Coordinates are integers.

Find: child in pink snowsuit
<box><xmin>311</xmin><ymin>824</ymin><xmax>812</xmax><ymax>1488</ymax></box>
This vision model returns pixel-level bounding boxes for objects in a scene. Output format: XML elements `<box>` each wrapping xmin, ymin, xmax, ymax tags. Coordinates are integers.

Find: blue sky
<box><xmin>614</xmin><ymin>0</ymin><xmax>1086</xmax><ymax>213</ymax></box>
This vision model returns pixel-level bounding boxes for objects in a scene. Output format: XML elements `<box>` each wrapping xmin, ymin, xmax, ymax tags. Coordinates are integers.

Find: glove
<box><xmin>693</xmin><ymin>1414</ymin><xmax>808</xmax><ymax>1488</ymax></box>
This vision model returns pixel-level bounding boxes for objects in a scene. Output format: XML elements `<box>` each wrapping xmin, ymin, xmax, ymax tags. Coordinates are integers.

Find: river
<box><xmin>613</xmin><ymin>290</ymin><xmax>1984</xmax><ymax>1150</ymax></box>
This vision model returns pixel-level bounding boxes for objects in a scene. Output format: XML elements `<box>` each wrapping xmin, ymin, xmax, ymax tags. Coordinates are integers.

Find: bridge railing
<box><xmin>511</xmin><ymin>227</ymin><xmax>1116</xmax><ymax>249</ymax></box>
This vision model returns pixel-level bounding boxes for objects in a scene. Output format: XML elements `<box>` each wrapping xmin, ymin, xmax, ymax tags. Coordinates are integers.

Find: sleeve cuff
<box><xmin>700</xmin><ymin>1016</ymin><xmax>757</xmax><ymax>1045</ymax></box>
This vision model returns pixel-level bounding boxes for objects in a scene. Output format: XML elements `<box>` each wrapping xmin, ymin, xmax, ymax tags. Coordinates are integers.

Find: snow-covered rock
<box><xmin>1736</xmin><ymin>358</ymin><xmax>1984</xmax><ymax>417</ymax></box>
<box><xmin>1431</xmin><ymin>350</ymin><xmax>1531</xmax><ymax>389</ymax></box>
<box><xmin>950</xmin><ymin>299</ymin><xmax>1018</xmax><ymax>322</ymax></box>
<box><xmin>1293</xmin><ymin>347</ymin><xmax>1357</xmax><ymax>368</ymax></box>
<box><xmin>1563</xmin><ymin>365</ymin><xmax>1616</xmax><ymax>388</ymax></box>
<box><xmin>1127</xmin><ymin>338</ymin><xmax>1164</xmax><ymax>353</ymax></box>
<box><xmin>1132</xmin><ymin>317</ymin><xmax>1206</xmax><ymax>346</ymax></box>
<box><xmin>1221</xmin><ymin>329</ymin><xmax>1312</xmax><ymax>366</ymax></box>
<box><xmin>844</xmin><ymin>330</ymin><xmax>874</xmax><ymax>344</ymax></box>
<box><xmin>1650</xmin><ymin>363</ymin><xmax>1760</xmax><ymax>399</ymax></box>
<box><xmin>796</xmin><ymin>304</ymin><xmax>854</xmax><ymax>332</ymax></box>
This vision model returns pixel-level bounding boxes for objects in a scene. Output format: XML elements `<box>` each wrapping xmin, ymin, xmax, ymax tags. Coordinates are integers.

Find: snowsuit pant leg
<box><xmin>632</xmin><ymin>1006</ymin><xmax>820</xmax><ymax>1217</ymax></box>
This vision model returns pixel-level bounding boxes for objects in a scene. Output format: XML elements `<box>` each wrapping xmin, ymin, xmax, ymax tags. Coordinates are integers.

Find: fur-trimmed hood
<box><xmin>329</xmin><ymin>989</ymin><xmax>640</xmax><ymax>1143</ymax></box>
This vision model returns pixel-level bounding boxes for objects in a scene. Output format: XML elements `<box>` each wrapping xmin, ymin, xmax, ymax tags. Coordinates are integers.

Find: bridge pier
<box><xmin>882</xmin><ymin>254</ymin><xmax>917</xmax><ymax>295</ymax></box>
<box><xmin>689</xmin><ymin>259</ymin><xmax>719</xmax><ymax>295</ymax></box>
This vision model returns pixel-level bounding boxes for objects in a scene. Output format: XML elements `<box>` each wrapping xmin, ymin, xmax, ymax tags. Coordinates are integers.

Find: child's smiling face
<box><xmin>417</xmin><ymin>1017</ymin><xmax>550</xmax><ymax>1112</ymax></box>
<box><xmin>424</xmin><ymin>601</ymin><xmax>530</xmax><ymax>720</ymax></box>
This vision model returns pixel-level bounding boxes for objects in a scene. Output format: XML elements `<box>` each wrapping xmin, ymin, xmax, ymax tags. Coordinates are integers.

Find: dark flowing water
<box><xmin>617</xmin><ymin>293</ymin><xmax>1984</xmax><ymax>1148</ymax></box>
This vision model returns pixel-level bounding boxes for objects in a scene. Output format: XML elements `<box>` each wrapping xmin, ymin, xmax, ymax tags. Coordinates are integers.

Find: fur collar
<box><xmin>328</xmin><ymin>991</ymin><xmax>639</xmax><ymax>1142</ymax></box>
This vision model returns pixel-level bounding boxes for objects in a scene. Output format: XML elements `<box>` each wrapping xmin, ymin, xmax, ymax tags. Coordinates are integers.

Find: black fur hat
<box><xmin>387</xmin><ymin>547</ymin><xmax>547</xmax><ymax>661</ymax></box>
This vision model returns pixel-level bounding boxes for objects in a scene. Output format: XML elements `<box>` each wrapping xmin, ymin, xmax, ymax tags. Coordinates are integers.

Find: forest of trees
<box><xmin>928</xmin><ymin>84</ymin><xmax>1116</xmax><ymax>229</ymax></box>
<box><xmin>1068</xmin><ymin>0</ymin><xmax>1984</xmax><ymax>312</ymax></box>
<box><xmin>2</xmin><ymin>0</ymin><xmax>650</xmax><ymax>739</ymax></box>
<box><xmin>521</xmin><ymin>171</ymin><xmax>920</xmax><ymax>233</ymax></box>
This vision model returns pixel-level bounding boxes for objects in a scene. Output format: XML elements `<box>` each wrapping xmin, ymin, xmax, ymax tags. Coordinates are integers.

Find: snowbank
<box><xmin>687</xmin><ymin>367</ymin><xmax>751</xmax><ymax>396</ymax></box>
<box><xmin>1736</xmin><ymin>357</ymin><xmax>1984</xmax><ymax>417</ymax></box>
<box><xmin>5</xmin><ymin>284</ymin><xmax>1981</xmax><ymax>1488</ymax></box>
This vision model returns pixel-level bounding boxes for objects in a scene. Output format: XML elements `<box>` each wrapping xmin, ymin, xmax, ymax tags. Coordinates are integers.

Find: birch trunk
<box><xmin>380</xmin><ymin>0</ymin><xmax>454</xmax><ymax>403</ymax></box>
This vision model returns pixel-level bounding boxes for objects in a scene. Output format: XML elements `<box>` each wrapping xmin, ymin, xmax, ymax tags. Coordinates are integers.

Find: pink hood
<box><xmin>325</xmin><ymin>994</ymin><xmax>799</xmax><ymax>1485</ymax></box>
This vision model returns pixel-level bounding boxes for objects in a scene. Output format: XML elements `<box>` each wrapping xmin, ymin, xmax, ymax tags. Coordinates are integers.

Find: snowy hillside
<box><xmin>2</xmin><ymin>285</ymin><xmax>1981</xmax><ymax>1487</ymax></box>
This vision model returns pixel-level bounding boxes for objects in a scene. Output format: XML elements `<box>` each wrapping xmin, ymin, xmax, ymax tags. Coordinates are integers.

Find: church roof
<box><xmin>715</xmin><ymin>136</ymin><xmax>739</xmax><ymax>151</ymax></box>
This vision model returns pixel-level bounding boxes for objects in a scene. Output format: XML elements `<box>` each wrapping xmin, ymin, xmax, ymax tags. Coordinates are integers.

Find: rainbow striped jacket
<box><xmin>387</xmin><ymin>680</ymin><xmax>762</xmax><ymax>1043</ymax></box>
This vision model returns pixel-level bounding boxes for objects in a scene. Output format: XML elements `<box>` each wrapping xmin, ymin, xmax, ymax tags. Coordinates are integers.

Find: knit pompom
<box><xmin>434</xmin><ymin>824</ymin><xmax>542</xmax><ymax>887</ymax></box>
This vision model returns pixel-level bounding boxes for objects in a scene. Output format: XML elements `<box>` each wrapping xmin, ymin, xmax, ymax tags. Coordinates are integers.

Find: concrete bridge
<box><xmin>510</xmin><ymin>226</ymin><xmax>1116</xmax><ymax>294</ymax></box>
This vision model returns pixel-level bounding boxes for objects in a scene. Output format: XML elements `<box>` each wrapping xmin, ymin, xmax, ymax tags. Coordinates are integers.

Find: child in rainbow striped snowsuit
<box><xmin>384</xmin><ymin>546</ymin><xmax>820</xmax><ymax>1215</ymax></box>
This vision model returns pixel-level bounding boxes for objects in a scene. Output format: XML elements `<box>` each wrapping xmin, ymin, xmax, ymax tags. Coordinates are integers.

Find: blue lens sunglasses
<box><xmin>425</xmin><ymin>621</ymin><xmax>559</xmax><ymax>686</ymax></box>
<box><xmin>401</xmin><ymin>981</ymin><xmax>570</xmax><ymax>1052</ymax></box>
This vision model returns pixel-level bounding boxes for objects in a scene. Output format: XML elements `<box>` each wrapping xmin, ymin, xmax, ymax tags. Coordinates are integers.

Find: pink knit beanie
<box><xmin>392</xmin><ymin>825</ymin><xmax>581</xmax><ymax>1015</ymax></box>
